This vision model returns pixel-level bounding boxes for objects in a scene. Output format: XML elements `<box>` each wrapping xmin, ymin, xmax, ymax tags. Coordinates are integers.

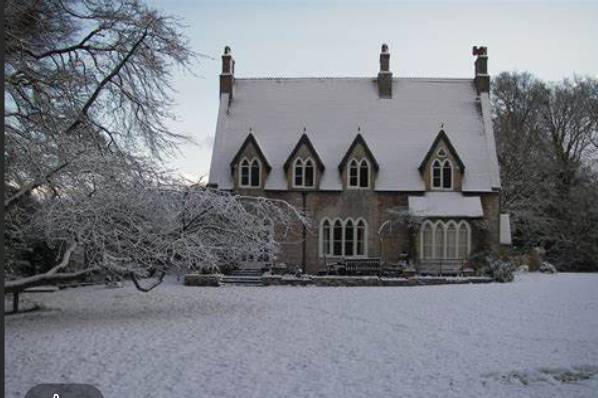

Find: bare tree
<box><xmin>5</xmin><ymin>165</ymin><xmax>306</xmax><ymax>293</ymax></box>
<box><xmin>5</xmin><ymin>0</ymin><xmax>194</xmax><ymax>209</ymax></box>
<box><xmin>493</xmin><ymin>72</ymin><xmax>598</xmax><ymax>271</ymax></box>
<box><xmin>4</xmin><ymin>0</ymin><xmax>308</xmax><ymax>297</ymax></box>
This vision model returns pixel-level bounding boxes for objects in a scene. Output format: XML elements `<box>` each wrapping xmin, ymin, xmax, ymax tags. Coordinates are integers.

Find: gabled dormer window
<box><xmin>418</xmin><ymin>130</ymin><xmax>464</xmax><ymax>192</ymax></box>
<box><xmin>348</xmin><ymin>158</ymin><xmax>370</xmax><ymax>188</ymax></box>
<box><xmin>293</xmin><ymin>157</ymin><xmax>315</xmax><ymax>188</ymax></box>
<box><xmin>432</xmin><ymin>158</ymin><xmax>452</xmax><ymax>190</ymax></box>
<box><xmin>239</xmin><ymin>157</ymin><xmax>261</xmax><ymax>188</ymax></box>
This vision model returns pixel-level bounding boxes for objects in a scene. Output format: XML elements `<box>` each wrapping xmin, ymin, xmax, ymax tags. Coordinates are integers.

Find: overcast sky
<box><xmin>146</xmin><ymin>0</ymin><xmax>598</xmax><ymax>181</ymax></box>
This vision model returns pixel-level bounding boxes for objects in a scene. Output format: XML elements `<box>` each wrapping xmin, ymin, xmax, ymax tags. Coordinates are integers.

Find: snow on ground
<box><xmin>5</xmin><ymin>273</ymin><xmax>598</xmax><ymax>398</ymax></box>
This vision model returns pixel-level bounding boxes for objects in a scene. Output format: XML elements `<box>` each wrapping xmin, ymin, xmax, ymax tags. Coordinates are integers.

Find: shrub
<box><xmin>539</xmin><ymin>261</ymin><xmax>558</xmax><ymax>274</ymax></box>
<box><xmin>489</xmin><ymin>259</ymin><xmax>516</xmax><ymax>283</ymax></box>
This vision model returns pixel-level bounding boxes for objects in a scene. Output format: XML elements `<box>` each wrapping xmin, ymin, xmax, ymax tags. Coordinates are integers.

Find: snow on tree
<box><xmin>4</xmin><ymin>0</ymin><xmax>307</xmax><ymax>294</ymax></box>
<box><xmin>5</xmin><ymin>162</ymin><xmax>306</xmax><ymax>293</ymax></box>
<box><xmin>492</xmin><ymin>72</ymin><xmax>598</xmax><ymax>271</ymax></box>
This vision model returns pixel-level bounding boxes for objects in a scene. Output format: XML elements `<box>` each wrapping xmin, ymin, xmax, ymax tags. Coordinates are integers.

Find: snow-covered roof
<box><xmin>408</xmin><ymin>192</ymin><xmax>484</xmax><ymax>218</ymax></box>
<box><xmin>209</xmin><ymin>77</ymin><xmax>501</xmax><ymax>191</ymax></box>
<box><xmin>500</xmin><ymin>214</ymin><xmax>512</xmax><ymax>245</ymax></box>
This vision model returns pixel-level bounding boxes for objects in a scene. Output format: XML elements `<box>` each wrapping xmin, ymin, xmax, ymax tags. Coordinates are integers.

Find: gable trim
<box><xmin>418</xmin><ymin>129</ymin><xmax>465</xmax><ymax>174</ymax></box>
<box><xmin>337</xmin><ymin>133</ymin><xmax>380</xmax><ymax>172</ymax></box>
<box><xmin>283</xmin><ymin>133</ymin><xmax>325</xmax><ymax>173</ymax></box>
<box><xmin>229</xmin><ymin>132</ymin><xmax>272</xmax><ymax>174</ymax></box>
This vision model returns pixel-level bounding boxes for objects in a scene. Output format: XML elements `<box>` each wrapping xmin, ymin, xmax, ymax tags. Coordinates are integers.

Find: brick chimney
<box><xmin>220</xmin><ymin>46</ymin><xmax>235</xmax><ymax>99</ymax></box>
<box><xmin>473</xmin><ymin>46</ymin><xmax>489</xmax><ymax>94</ymax></box>
<box><xmin>377</xmin><ymin>43</ymin><xmax>392</xmax><ymax>98</ymax></box>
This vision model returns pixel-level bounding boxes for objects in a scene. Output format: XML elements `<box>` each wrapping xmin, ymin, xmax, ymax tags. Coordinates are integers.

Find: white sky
<box><xmin>146</xmin><ymin>0</ymin><xmax>598</xmax><ymax>181</ymax></box>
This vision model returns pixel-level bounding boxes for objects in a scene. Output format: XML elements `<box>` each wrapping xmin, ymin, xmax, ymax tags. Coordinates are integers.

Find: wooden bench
<box><xmin>345</xmin><ymin>257</ymin><xmax>382</xmax><ymax>275</ymax></box>
<box><xmin>8</xmin><ymin>286</ymin><xmax>59</xmax><ymax>314</ymax></box>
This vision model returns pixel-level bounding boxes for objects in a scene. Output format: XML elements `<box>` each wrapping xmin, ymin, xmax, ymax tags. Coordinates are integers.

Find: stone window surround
<box><xmin>292</xmin><ymin>157</ymin><xmax>316</xmax><ymax>188</ymax></box>
<box><xmin>420</xmin><ymin>219</ymin><xmax>471</xmax><ymax>260</ymax></box>
<box><xmin>319</xmin><ymin>217</ymin><xmax>368</xmax><ymax>258</ymax></box>
<box><xmin>347</xmin><ymin>158</ymin><xmax>371</xmax><ymax>189</ymax></box>
<box><xmin>239</xmin><ymin>156</ymin><xmax>261</xmax><ymax>188</ymax></box>
<box><xmin>431</xmin><ymin>158</ymin><xmax>453</xmax><ymax>190</ymax></box>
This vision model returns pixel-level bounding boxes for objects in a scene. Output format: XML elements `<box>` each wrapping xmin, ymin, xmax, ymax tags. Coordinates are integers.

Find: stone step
<box><xmin>228</xmin><ymin>271</ymin><xmax>264</xmax><ymax>276</ymax></box>
<box><xmin>221</xmin><ymin>276</ymin><xmax>263</xmax><ymax>285</ymax></box>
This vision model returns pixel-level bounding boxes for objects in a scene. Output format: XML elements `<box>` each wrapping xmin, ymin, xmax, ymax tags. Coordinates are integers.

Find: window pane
<box><xmin>356</xmin><ymin>222</ymin><xmax>365</xmax><ymax>255</ymax></box>
<box><xmin>446</xmin><ymin>224</ymin><xmax>457</xmax><ymax>259</ymax></box>
<box><xmin>323</xmin><ymin>221</ymin><xmax>330</xmax><ymax>256</ymax></box>
<box><xmin>433</xmin><ymin>161</ymin><xmax>442</xmax><ymax>188</ymax></box>
<box><xmin>443</xmin><ymin>162</ymin><xmax>452</xmax><ymax>189</ymax></box>
<box><xmin>294</xmin><ymin>164</ymin><xmax>303</xmax><ymax>186</ymax></box>
<box><xmin>458</xmin><ymin>224</ymin><xmax>469</xmax><ymax>258</ymax></box>
<box><xmin>359</xmin><ymin>162</ymin><xmax>369</xmax><ymax>188</ymax></box>
<box><xmin>345</xmin><ymin>221</ymin><xmax>354</xmax><ymax>256</ymax></box>
<box><xmin>305</xmin><ymin>164</ymin><xmax>314</xmax><ymax>187</ymax></box>
<box><xmin>333</xmin><ymin>221</ymin><xmax>343</xmax><ymax>256</ymax></box>
<box><xmin>251</xmin><ymin>161</ymin><xmax>260</xmax><ymax>187</ymax></box>
<box><xmin>423</xmin><ymin>224</ymin><xmax>433</xmax><ymax>259</ymax></box>
<box><xmin>241</xmin><ymin>165</ymin><xmax>249</xmax><ymax>186</ymax></box>
<box><xmin>434</xmin><ymin>224</ymin><xmax>444</xmax><ymax>259</ymax></box>
<box><xmin>349</xmin><ymin>162</ymin><xmax>358</xmax><ymax>187</ymax></box>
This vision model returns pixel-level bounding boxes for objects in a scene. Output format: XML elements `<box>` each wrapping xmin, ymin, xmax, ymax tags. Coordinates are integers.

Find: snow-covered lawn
<box><xmin>6</xmin><ymin>273</ymin><xmax>598</xmax><ymax>398</ymax></box>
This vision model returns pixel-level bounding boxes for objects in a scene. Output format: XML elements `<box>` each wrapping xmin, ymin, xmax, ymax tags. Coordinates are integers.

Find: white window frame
<box><xmin>292</xmin><ymin>157</ymin><xmax>316</xmax><ymax>188</ymax></box>
<box><xmin>420</xmin><ymin>219</ymin><xmax>470</xmax><ymax>260</ymax></box>
<box><xmin>457</xmin><ymin>220</ymin><xmax>471</xmax><ymax>258</ymax></box>
<box><xmin>431</xmin><ymin>158</ymin><xmax>453</xmax><ymax>190</ymax></box>
<box><xmin>319</xmin><ymin>217</ymin><xmax>368</xmax><ymax>258</ymax></box>
<box><xmin>347</xmin><ymin>158</ymin><xmax>370</xmax><ymax>189</ymax></box>
<box><xmin>421</xmin><ymin>220</ymin><xmax>434</xmax><ymax>260</ymax></box>
<box><xmin>239</xmin><ymin>157</ymin><xmax>261</xmax><ymax>188</ymax></box>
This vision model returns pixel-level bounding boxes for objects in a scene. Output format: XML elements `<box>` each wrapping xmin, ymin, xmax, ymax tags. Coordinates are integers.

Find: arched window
<box><xmin>422</xmin><ymin>221</ymin><xmax>434</xmax><ymax>259</ymax></box>
<box><xmin>356</xmin><ymin>219</ymin><xmax>366</xmax><ymax>256</ymax></box>
<box><xmin>294</xmin><ymin>158</ymin><xmax>304</xmax><ymax>187</ymax></box>
<box><xmin>320</xmin><ymin>218</ymin><xmax>368</xmax><ymax>257</ymax></box>
<box><xmin>240</xmin><ymin>157</ymin><xmax>261</xmax><ymax>188</ymax></box>
<box><xmin>457</xmin><ymin>221</ymin><xmax>471</xmax><ymax>259</ymax></box>
<box><xmin>293</xmin><ymin>157</ymin><xmax>315</xmax><ymax>188</ymax></box>
<box><xmin>348</xmin><ymin>159</ymin><xmax>359</xmax><ymax>187</ymax></box>
<box><xmin>431</xmin><ymin>158</ymin><xmax>453</xmax><ymax>190</ymax></box>
<box><xmin>321</xmin><ymin>219</ymin><xmax>331</xmax><ymax>256</ymax></box>
<box><xmin>432</xmin><ymin>160</ymin><xmax>442</xmax><ymax>188</ymax></box>
<box><xmin>344</xmin><ymin>219</ymin><xmax>354</xmax><ymax>256</ymax></box>
<box><xmin>446</xmin><ymin>222</ymin><xmax>457</xmax><ymax>259</ymax></box>
<box><xmin>304</xmin><ymin>159</ymin><xmax>315</xmax><ymax>187</ymax></box>
<box><xmin>420</xmin><ymin>220</ymin><xmax>471</xmax><ymax>260</ymax></box>
<box><xmin>240</xmin><ymin>159</ymin><xmax>250</xmax><ymax>187</ymax></box>
<box><xmin>348</xmin><ymin>158</ymin><xmax>370</xmax><ymax>188</ymax></box>
<box><xmin>333</xmin><ymin>220</ymin><xmax>343</xmax><ymax>256</ymax></box>
<box><xmin>442</xmin><ymin>160</ymin><xmax>453</xmax><ymax>189</ymax></box>
<box><xmin>434</xmin><ymin>221</ymin><xmax>445</xmax><ymax>259</ymax></box>
<box><xmin>359</xmin><ymin>159</ymin><xmax>369</xmax><ymax>188</ymax></box>
<box><xmin>250</xmin><ymin>159</ymin><xmax>260</xmax><ymax>187</ymax></box>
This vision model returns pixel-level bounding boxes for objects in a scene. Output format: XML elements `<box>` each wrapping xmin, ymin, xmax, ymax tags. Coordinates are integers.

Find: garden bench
<box><xmin>8</xmin><ymin>286</ymin><xmax>59</xmax><ymax>314</ymax></box>
<box><xmin>345</xmin><ymin>257</ymin><xmax>382</xmax><ymax>275</ymax></box>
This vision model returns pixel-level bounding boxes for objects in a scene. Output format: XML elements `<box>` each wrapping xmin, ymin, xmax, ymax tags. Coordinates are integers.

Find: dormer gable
<box><xmin>230</xmin><ymin>132</ymin><xmax>271</xmax><ymax>189</ymax></box>
<box><xmin>338</xmin><ymin>132</ymin><xmax>379</xmax><ymax>189</ymax></box>
<box><xmin>418</xmin><ymin>129</ymin><xmax>465</xmax><ymax>191</ymax></box>
<box><xmin>283</xmin><ymin>132</ymin><xmax>325</xmax><ymax>189</ymax></box>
